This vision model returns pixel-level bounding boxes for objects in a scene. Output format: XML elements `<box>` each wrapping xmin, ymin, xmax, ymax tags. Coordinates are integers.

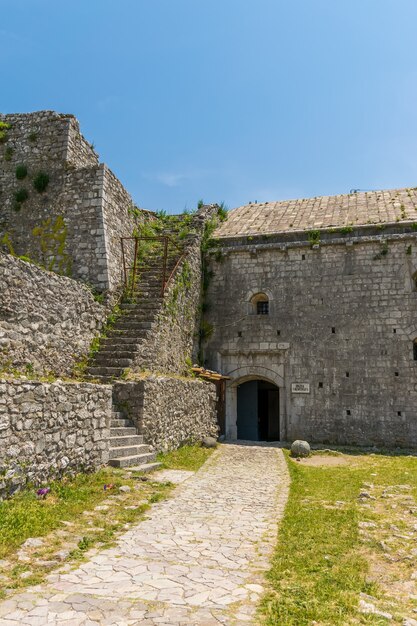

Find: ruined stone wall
<box><xmin>66</xmin><ymin>116</ymin><xmax>99</xmax><ymax>167</ymax></box>
<box><xmin>204</xmin><ymin>233</ymin><xmax>417</xmax><ymax>447</ymax></box>
<box><xmin>0</xmin><ymin>111</ymin><xmax>144</xmax><ymax>292</ymax></box>
<box><xmin>0</xmin><ymin>379</ymin><xmax>111</xmax><ymax>499</ymax></box>
<box><xmin>0</xmin><ymin>253</ymin><xmax>106</xmax><ymax>376</ymax></box>
<box><xmin>0</xmin><ymin>112</ymin><xmax>71</xmax><ymax>269</ymax></box>
<box><xmin>113</xmin><ymin>377</ymin><xmax>218</xmax><ymax>451</ymax></box>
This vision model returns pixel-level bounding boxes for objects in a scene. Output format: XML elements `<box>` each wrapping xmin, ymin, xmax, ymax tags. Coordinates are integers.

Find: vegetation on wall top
<box><xmin>0</xmin><ymin>121</ymin><xmax>11</xmax><ymax>143</ymax></box>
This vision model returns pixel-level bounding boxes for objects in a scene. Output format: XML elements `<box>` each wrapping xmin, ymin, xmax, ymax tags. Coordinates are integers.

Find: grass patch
<box><xmin>259</xmin><ymin>450</ymin><xmax>417</xmax><ymax>625</ymax></box>
<box><xmin>0</xmin><ymin>467</ymin><xmax>173</xmax><ymax>592</ymax></box>
<box><xmin>0</xmin><ymin>467</ymin><xmax>158</xmax><ymax>559</ymax></box>
<box><xmin>157</xmin><ymin>443</ymin><xmax>214</xmax><ymax>472</ymax></box>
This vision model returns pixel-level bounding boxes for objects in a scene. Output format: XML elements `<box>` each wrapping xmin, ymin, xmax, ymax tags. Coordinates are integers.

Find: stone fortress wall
<box><xmin>204</xmin><ymin>230</ymin><xmax>417</xmax><ymax>447</ymax></box>
<box><xmin>0</xmin><ymin>111</ymin><xmax>145</xmax><ymax>292</ymax></box>
<box><xmin>0</xmin><ymin>253</ymin><xmax>107</xmax><ymax>376</ymax></box>
<box><xmin>0</xmin><ymin>379</ymin><xmax>112</xmax><ymax>499</ymax></box>
<box><xmin>113</xmin><ymin>377</ymin><xmax>217</xmax><ymax>452</ymax></box>
<box><xmin>0</xmin><ymin>111</ymin><xmax>219</xmax><ymax>495</ymax></box>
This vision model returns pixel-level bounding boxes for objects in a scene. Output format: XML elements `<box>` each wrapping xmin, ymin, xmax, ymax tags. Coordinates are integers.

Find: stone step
<box><xmin>132</xmin><ymin>282</ymin><xmax>164</xmax><ymax>290</ymax></box>
<box><xmin>110</xmin><ymin>445</ymin><xmax>151</xmax><ymax>459</ymax></box>
<box><xmin>120</xmin><ymin>299</ymin><xmax>161</xmax><ymax>307</ymax></box>
<box><xmin>85</xmin><ymin>366</ymin><xmax>125</xmax><ymax>377</ymax></box>
<box><xmin>110</xmin><ymin>427</ymin><xmax>140</xmax><ymax>438</ymax></box>
<box><xmin>84</xmin><ymin>375</ymin><xmax>115</xmax><ymax>383</ymax></box>
<box><xmin>118</xmin><ymin>312</ymin><xmax>158</xmax><ymax>322</ymax></box>
<box><xmin>110</xmin><ymin>436</ymin><xmax>148</xmax><ymax>449</ymax></box>
<box><xmin>93</xmin><ymin>356</ymin><xmax>133</xmax><ymax>367</ymax></box>
<box><xmin>118</xmin><ymin>304</ymin><xmax>160</xmax><ymax>312</ymax></box>
<box><xmin>108</xmin><ymin>452</ymin><xmax>156</xmax><ymax>468</ymax></box>
<box><xmin>132</xmin><ymin>291</ymin><xmax>163</xmax><ymax>299</ymax></box>
<box><xmin>98</xmin><ymin>347</ymin><xmax>138</xmax><ymax>357</ymax></box>
<box><xmin>111</xmin><ymin>411</ymin><xmax>124</xmax><ymax>420</ymax></box>
<box><xmin>106</xmin><ymin>329</ymin><xmax>150</xmax><ymax>339</ymax></box>
<box><xmin>101</xmin><ymin>337</ymin><xmax>142</xmax><ymax>346</ymax></box>
<box><xmin>110</xmin><ymin>419</ymin><xmax>133</xmax><ymax>428</ymax></box>
<box><xmin>115</xmin><ymin>320</ymin><xmax>153</xmax><ymax>330</ymax></box>
<box><xmin>127</xmin><ymin>462</ymin><xmax>162</xmax><ymax>473</ymax></box>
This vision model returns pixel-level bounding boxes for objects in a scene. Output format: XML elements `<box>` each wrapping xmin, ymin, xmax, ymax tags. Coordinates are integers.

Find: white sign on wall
<box><xmin>291</xmin><ymin>382</ymin><xmax>310</xmax><ymax>394</ymax></box>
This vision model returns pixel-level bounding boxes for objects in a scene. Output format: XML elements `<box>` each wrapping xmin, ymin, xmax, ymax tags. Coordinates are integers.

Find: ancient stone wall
<box><xmin>0</xmin><ymin>379</ymin><xmax>111</xmax><ymax>499</ymax></box>
<box><xmin>204</xmin><ymin>233</ymin><xmax>417</xmax><ymax>447</ymax></box>
<box><xmin>0</xmin><ymin>253</ymin><xmax>107</xmax><ymax>376</ymax></box>
<box><xmin>66</xmin><ymin>116</ymin><xmax>99</xmax><ymax>167</ymax></box>
<box><xmin>113</xmin><ymin>377</ymin><xmax>218</xmax><ymax>451</ymax></box>
<box><xmin>0</xmin><ymin>111</ymin><xmax>144</xmax><ymax>292</ymax></box>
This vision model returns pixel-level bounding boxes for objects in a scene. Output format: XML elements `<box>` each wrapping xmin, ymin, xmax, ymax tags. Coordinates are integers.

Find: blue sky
<box><xmin>1</xmin><ymin>0</ymin><xmax>417</xmax><ymax>213</ymax></box>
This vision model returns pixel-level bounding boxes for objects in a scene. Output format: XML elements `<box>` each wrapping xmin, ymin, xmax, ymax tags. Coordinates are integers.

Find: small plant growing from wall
<box><xmin>28</xmin><ymin>131</ymin><xmax>38</xmax><ymax>142</ymax></box>
<box><xmin>15</xmin><ymin>164</ymin><xmax>28</xmax><ymax>180</ymax></box>
<box><xmin>307</xmin><ymin>229</ymin><xmax>321</xmax><ymax>246</ymax></box>
<box><xmin>4</xmin><ymin>147</ymin><xmax>13</xmax><ymax>162</ymax></box>
<box><xmin>217</xmin><ymin>202</ymin><xmax>228</xmax><ymax>222</ymax></box>
<box><xmin>199</xmin><ymin>319</ymin><xmax>214</xmax><ymax>342</ymax></box>
<box><xmin>0</xmin><ymin>121</ymin><xmax>11</xmax><ymax>143</ymax></box>
<box><xmin>13</xmin><ymin>188</ymin><xmax>29</xmax><ymax>210</ymax></box>
<box><xmin>373</xmin><ymin>241</ymin><xmax>389</xmax><ymax>260</ymax></box>
<box><xmin>32</xmin><ymin>215</ymin><xmax>72</xmax><ymax>275</ymax></box>
<box><xmin>339</xmin><ymin>225</ymin><xmax>353</xmax><ymax>235</ymax></box>
<box><xmin>1</xmin><ymin>233</ymin><xmax>15</xmax><ymax>255</ymax></box>
<box><xmin>33</xmin><ymin>171</ymin><xmax>49</xmax><ymax>193</ymax></box>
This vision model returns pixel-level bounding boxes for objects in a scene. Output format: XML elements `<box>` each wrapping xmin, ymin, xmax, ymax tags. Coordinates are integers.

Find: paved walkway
<box><xmin>0</xmin><ymin>444</ymin><xmax>289</xmax><ymax>625</ymax></box>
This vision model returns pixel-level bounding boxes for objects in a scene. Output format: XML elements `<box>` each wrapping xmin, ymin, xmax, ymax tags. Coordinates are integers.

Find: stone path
<box><xmin>0</xmin><ymin>443</ymin><xmax>289</xmax><ymax>625</ymax></box>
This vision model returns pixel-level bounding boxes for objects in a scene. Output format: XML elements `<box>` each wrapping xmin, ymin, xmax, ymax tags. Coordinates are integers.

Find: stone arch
<box><xmin>224</xmin><ymin>365</ymin><xmax>285</xmax><ymax>440</ymax></box>
<box><xmin>244</xmin><ymin>288</ymin><xmax>274</xmax><ymax>303</ymax></box>
<box><xmin>244</xmin><ymin>288</ymin><xmax>274</xmax><ymax>316</ymax></box>
<box><xmin>227</xmin><ymin>365</ymin><xmax>284</xmax><ymax>388</ymax></box>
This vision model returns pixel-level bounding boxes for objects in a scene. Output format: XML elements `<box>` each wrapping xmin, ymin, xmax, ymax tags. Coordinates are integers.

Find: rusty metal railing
<box><xmin>120</xmin><ymin>236</ymin><xmax>186</xmax><ymax>297</ymax></box>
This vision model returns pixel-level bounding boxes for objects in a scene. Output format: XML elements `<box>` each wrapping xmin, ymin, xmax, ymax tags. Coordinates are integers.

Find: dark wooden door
<box><xmin>237</xmin><ymin>381</ymin><xmax>259</xmax><ymax>440</ymax></box>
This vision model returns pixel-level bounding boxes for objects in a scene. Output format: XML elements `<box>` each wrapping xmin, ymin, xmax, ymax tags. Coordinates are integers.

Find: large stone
<box><xmin>202</xmin><ymin>436</ymin><xmax>217</xmax><ymax>448</ymax></box>
<box><xmin>21</xmin><ymin>537</ymin><xmax>44</xmax><ymax>549</ymax></box>
<box><xmin>290</xmin><ymin>440</ymin><xmax>310</xmax><ymax>458</ymax></box>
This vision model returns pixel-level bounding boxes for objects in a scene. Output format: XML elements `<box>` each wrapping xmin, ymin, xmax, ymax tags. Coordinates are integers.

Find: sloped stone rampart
<box><xmin>0</xmin><ymin>379</ymin><xmax>112</xmax><ymax>499</ymax></box>
<box><xmin>0</xmin><ymin>253</ymin><xmax>106</xmax><ymax>376</ymax></box>
<box><xmin>113</xmin><ymin>376</ymin><xmax>218</xmax><ymax>451</ymax></box>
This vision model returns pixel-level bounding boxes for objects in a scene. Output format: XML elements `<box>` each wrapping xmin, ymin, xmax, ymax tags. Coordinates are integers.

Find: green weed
<box><xmin>157</xmin><ymin>443</ymin><xmax>214</xmax><ymax>471</ymax></box>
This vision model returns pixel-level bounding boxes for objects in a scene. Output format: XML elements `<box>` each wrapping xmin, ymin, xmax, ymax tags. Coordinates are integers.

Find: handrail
<box><xmin>164</xmin><ymin>252</ymin><xmax>187</xmax><ymax>293</ymax></box>
<box><xmin>120</xmin><ymin>235</ymin><xmax>186</xmax><ymax>297</ymax></box>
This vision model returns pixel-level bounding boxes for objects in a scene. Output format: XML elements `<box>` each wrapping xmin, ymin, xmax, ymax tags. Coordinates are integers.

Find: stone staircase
<box><xmin>109</xmin><ymin>407</ymin><xmax>161</xmax><ymax>470</ymax></box>
<box><xmin>86</xmin><ymin>225</ymin><xmax>191</xmax><ymax>471</ymax></box>
<box><xmin>85</xmin><ymin>250</ymin><xmax>179</xmax><ymax>383</ymax></box>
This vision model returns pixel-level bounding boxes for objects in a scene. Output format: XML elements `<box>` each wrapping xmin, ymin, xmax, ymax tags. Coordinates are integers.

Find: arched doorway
<box><xmin>237</xmin><ymin>379</ymin><xmax>280</xmax><ymax>441</ymax></box>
